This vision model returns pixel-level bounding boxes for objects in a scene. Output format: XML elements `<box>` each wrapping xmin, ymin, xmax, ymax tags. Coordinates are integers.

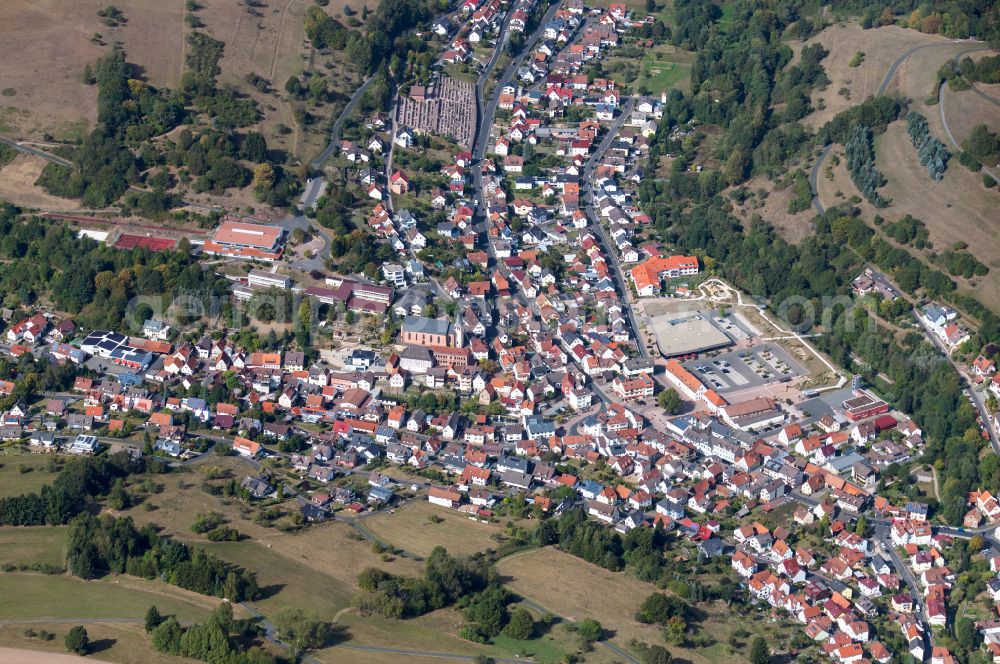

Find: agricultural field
<box><xmin>0</xmin><ymin>453</ymin><xmax>63</xmax><ymax>498</ymax></box>
<box><xmin>362</xmin><ymin>500</ymin><xmax>516</xmax><ymax>558</ymax></box>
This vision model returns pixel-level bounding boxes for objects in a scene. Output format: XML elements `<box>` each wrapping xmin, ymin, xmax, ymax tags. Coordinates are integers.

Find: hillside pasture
<box><xmin>0</xmin><ymin>574</ymin><xmax>222</xmax><ymax>622</ymax></box>
<box><xmin>0</xmin><ymin>454</ymin><xmax>62</xmax><ymax>498</ymax></box>
<box><xmin>0</xmin><ymin>1</ymin><xmax>102</xmax><ymax>140</ymax></box>
<box><xmin>794</xmin><ymin>23</ymin><xmax>955</xmax><ymax>129</ymax></box>
<box><xmin>939</xmin><ymin>84</ymin><xmax>1000</xmax><ymax>144</ymax></box>
<box><xmin>727</xmin><ymin>174</ymin><xmax>816</xmax><ymax>243</ymax></box>
<box><xmin>0</xmin><ymin>526</ymin><xmax>67</xmax><ymax>569</ymax></box>
<box><xmin>362</xmin><ymin>501</ymin><xmax>514</xmax><ymax>558</ymax></box>
<box><xmin>815</xmin><ymin>122</ymin><xmax>1000</xmax><ymax>313</ymax></box>
<box><xmin>497</xmin><ymin>547</ymin><xmax>757</xmax><ymax>664</ymax></box>
<box><xmin>192</xmin><ymin>0</ymin><xmax>370</xmax><ymax>162</ymax></box>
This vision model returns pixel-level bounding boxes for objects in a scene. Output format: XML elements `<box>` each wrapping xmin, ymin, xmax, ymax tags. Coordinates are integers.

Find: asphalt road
<box><xmin>0</xmin><ymin>137</ymin><xmax>75</xmax><ymax>168</ymax></box>
<box><xmin>913</xmin><ymin>308</ymin><xmax>1000</xmax><ymax>453</ymax></box>
<box><xmin>471</xmin><ymin>2</ymin><xmax>561</xmax><ymax>173</ymax></box>
<box><xmin>938</xmin><ymin>78</ymin><xmax>999</xmax><ymax>185</ymax></box>
<box><xmin>580</xmin><ymin>96</ymin><xmax>647</xmax><ymax>361</ymax></box>
<box><xmin>311</xmin><ymin>75</ymin><xmax>378</xmax><ymax>169</ymax></box>
<box><xmin>808</xmin><ymin>144</ymin><xmax>833</xmax><ymax>214</ymax></box>
<box><xmin>808</xmin><ymin>40</ymin><xmax>991</xmax><ymax>208</ymax></box>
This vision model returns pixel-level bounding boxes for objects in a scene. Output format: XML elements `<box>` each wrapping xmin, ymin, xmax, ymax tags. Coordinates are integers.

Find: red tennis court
<box><xmin>114</xmin><ymin>234</ymin><xmax>177</xmax><ymax>251</ymax></box>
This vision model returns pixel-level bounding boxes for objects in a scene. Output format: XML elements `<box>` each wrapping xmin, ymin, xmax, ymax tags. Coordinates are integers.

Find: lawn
<box><xmin>640</xmin><ymin>61</ymin><xmax>692</xmax><ymax>94</ymax></box>
<box><xmin>0</xmin><ymin>526</ymin><xmax>67</xmax><ymax>568</ymax></box>
<box><xmin>362</xmin><ymin>501</ymin><xmax>513</xmax><ymax>558</ymax></box>
<box><xmin>0</xmin><ymin>454</ymin><xmax>61</xmax><ymax>498</ymax></box>
<box><xmin>0</xmin><ymin>574</ymin><xmax>221</xmax><ymax>621</ymax></box>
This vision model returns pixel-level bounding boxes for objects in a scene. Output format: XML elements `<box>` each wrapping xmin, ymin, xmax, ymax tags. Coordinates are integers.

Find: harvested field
<box><xmin>363</xmin><ymin>500</ymin><xmax>512</xmax><ymax>558</ymax></box>
<box><xmin>794</xmin><ymin>23</ymin><xmax>954</xmax><ymax>129</ymax></box>
<box><xmin>0</xmin><ymin>155</ymin><xmax>82</xmax><ymax>210</ymax></box>
<box><xmin>816</xmin><ymin>122</ymin><xmax>1000</xmax><ymax>313</ymax></box>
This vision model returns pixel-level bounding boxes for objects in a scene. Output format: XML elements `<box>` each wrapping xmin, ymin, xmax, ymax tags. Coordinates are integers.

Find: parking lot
<box><xmin>681</xmin><ymin>343</ymin><xmax>806</xmax><ymax>394</ymax></box>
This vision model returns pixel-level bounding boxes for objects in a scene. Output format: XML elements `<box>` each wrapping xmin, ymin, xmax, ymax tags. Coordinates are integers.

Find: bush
<box><xmin>958</xmin><ymin>150</ymin><xmax>983</xmax><ymax>171</ymax></box>
<box><xmin>505</xmin><ymin>607</ymin><xmax>535</xmax><ymax>640</ymax></box>
<box><xmin>577</xmin><ymin>618</ymin><xmax>602</xmax><ymax>643</ymax></box>
<box><xmin>636</xmin><ymin>593</ymin><xmax>689</xmax><ymax>624</ymax></box>
<box><xmin>65</xmin><ymin>626</ymin><xmax>89</xmax><ymax>655</ymax></box>
<box><xmin>191</xmin><ymin>511</ymin><xmax>226</xmax><ymax>534</ymax></box>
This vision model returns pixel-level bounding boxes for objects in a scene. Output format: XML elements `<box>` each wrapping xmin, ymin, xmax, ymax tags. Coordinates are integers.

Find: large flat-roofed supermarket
<box><xmin>203</xmin><ymin>219</ymin><xmax>284</xmax><ymax>260</ymax></box>
<box><xmin>652</xmin><ymin>311</ymin><xmax>733</xmax><ymax>357</ymax></box>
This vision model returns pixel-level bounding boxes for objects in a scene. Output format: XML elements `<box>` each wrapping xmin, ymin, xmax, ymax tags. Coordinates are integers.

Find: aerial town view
<box><xmin>0</xmin><ymin>0</ymin><xmax>999</xmax><ymax>663</ymax></box>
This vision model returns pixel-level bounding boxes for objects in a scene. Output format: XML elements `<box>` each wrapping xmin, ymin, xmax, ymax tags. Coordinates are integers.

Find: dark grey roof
<box><xmin>401</xmin><ymin>316</ymin><xmax>451</xmax><ymax>336</ymax></box>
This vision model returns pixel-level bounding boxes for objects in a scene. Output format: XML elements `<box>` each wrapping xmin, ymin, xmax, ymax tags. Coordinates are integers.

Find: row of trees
<box><xmin>66</xmin><ymin>513</ymin><xmax>260</xmax><ymax>601</ymax></box>
<box><xmin>905</xmin><ymin>111</ymin><xmax>950</xmax><ymax>180</ymax></box>
<box><xmin>845</xmin><ymin>125</ymin><xmax>890</xmax><ymax>207</ymax></box>
<box><xmin>147</xmin><ymin>602</ymin><xmax>277</xmax><ymax>663</ymax></box>
<box><xmin>959</xmin><ymin>54</ymin><xmax>1000</xmax><ymax>83</ymax></box>
<box><xmin>0</xmin><ymin>452</ymin><xmax>148</xmax><ymax>526</ymax></box>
